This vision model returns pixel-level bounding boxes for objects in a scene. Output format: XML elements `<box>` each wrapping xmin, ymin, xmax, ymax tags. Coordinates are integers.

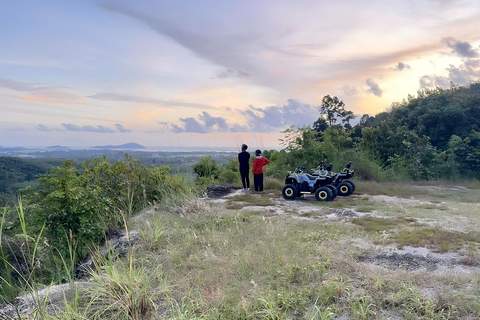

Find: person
<box><xmin>238</xmin><ymin>144</ymin><xmax>250</xmax><ymax>191</ymax></box>
<box><xmin>252</xmin><ymin>149</ymin><xmax>269</xmax><ymax>192</ymax></box>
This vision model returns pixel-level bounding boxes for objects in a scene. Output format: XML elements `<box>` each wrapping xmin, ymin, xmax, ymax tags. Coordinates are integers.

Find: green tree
<box><xmin>318</xmin><ymin>95</ymin><xmax>355</xmax><ymax>128</ymax></box>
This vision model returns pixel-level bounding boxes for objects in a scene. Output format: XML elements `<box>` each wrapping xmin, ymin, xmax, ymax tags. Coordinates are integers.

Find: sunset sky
<box><xmin>1</xmin><ymin>0</ymin><xmax>480</xmax><ymax>149</ymax></box>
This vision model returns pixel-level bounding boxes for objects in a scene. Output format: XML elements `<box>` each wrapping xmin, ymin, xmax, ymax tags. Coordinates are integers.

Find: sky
<box><xmin>1</xmin><ymin>0</ymin><xmax>480</xmax><ymax>149</ymax></box>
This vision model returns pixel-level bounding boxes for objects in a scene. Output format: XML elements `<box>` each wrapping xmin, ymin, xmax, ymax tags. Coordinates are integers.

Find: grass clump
<box><xmin>351</xmin><ymin>216</ymin><xmax>417</xmax><ymax>233</ymax></box>
<box><xmin>83</xmin><ymin>251</ymin><xmax>167</xmax><ymax>320</ymax></box>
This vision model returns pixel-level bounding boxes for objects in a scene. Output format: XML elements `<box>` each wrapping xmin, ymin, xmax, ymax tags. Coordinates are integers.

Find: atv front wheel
<box><xmin>282</xmin><ymin>184</ymin><xmax>298</xmax><ymax>200</ymax></box>
<box><xmin>326</xmin><ymin>184</ymin><xmax>337</xmax><ymax>199</ymax></box>
<box><xmin>337</xmin><ymin>181</ymin><xmax>353</xmax><ymax>196</ymax></box>
<box><xmin>315</xmin><ymin>186</ymin><xmax>333</xmax><ymax>201</ymax></box>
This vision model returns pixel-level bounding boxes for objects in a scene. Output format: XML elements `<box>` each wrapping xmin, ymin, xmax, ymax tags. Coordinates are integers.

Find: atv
<box><xmin>310</xmin><ymin>161</ymin><xmax>356</xmax><ymax>196</ymax></box>
<box><xmin>282</xmin><ymin>161</ymin><xmax>337</xmax><ymax>201</ymax></box>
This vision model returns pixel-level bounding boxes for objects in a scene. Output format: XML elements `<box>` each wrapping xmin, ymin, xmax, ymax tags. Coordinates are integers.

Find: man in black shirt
<box><xmin>238</xmin><ymin>144</ymin><xmax>250</xmax><ymax>191</ymax></box>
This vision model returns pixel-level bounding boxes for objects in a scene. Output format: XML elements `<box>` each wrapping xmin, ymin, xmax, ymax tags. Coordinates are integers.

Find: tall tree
<box><xmin>317</xmin><ymin>95</ymin><xmax>355</xmax><ymax>128</ymax></box>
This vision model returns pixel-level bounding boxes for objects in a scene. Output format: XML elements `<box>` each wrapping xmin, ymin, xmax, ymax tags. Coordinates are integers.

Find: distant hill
<box><xmin>0</xmin><ymin>156</ymin><xmax>62</xmax><ymax>194</ymax></box>
<box><xmin>92</xmin><ymin>143</ymin><xmax>145</xmax><ymax>149</ymax></box>
<box><xmin>46</xmin><ymin>145</ymin><xmax>69</xmax><ymax>150</ymax></box>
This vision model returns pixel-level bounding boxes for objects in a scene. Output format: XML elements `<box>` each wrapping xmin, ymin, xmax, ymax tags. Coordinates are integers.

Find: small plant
<box><xmin>84</xmin><ymin>249</ymin><xmax>167</xmax><ymax>320</ymax></box>
<box><xmin>350</xmin><ymin>294</ymin><xmax>376</xmax><ymax>320</ymax></box>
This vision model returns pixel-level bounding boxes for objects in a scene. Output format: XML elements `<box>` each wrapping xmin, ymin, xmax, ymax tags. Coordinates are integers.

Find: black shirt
<box><xmin>238</xmin><ymin>151</ymin><xmax>250</xmax><ymax>171</ymax></box>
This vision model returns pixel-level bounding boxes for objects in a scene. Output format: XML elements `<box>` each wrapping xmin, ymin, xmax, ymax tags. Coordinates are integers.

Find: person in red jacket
<box><xmin>252</xmin><ymin>149</ymin><xmax>269</xmax><ymax>191</ymax></box>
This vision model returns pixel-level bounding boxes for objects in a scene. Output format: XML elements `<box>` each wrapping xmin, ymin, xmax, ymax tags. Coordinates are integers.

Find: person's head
<box><xmin>255</xmin><ymin>149</ymin><xmax>261</xmax><ymax>156</ymax></box>
<box><xmin>241</xmin><ymin>144</ymin><xmax>248</xmax><ymax>151</ymax></box>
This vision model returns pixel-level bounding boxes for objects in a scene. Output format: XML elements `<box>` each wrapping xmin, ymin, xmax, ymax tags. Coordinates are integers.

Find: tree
<box><xmin>319</xmin><ymin>95</ymin><xmax>355</xmax><ymax>127</ymax></box>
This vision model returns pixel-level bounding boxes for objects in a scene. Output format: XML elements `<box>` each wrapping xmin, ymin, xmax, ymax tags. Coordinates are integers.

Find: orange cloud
<box><xmin>11</xmin><ymin>90</ymin><xmax>85</xmax><ymax>105</ymax></box>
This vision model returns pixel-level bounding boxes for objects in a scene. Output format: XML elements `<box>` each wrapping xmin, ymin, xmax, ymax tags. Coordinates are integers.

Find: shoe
<box><xmin>242</xmin><ymin>188</ymin><xmax>247</xmax><ymax>192</ymax></box>
<box><xmin>247</xmin><ymin>188</ymin><xmax>250</xmax><ymax>191</ymax></box>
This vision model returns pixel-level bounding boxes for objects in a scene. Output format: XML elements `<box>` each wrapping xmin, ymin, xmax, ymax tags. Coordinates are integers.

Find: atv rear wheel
<box><xmin>282</xmin><ymin>184</ymin><xmax>298</xmax><ymax>200</ymax></box>
<box><xmin>337</xmin><ymin>181</ymin><xmax>353</xmax><ymax>196</ymax></box>
<box><xmin>345</xmin><ymin>180</ymin><xmax>356</xmax><ymax>192</ymax></box>
<box><xmin>315</xmin><ymin>186</ymin><xmax>333</xmax><ymax>201</ymax></box>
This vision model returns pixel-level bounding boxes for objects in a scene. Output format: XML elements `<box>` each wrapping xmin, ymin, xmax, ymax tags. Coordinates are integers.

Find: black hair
<box><xmin>241</xmin><ymin>144</ymin><xmax>248</xmax><ymax>151</ymax></box>
<box><xmin>255</xmin><ymin>149</ymin><xmax>261</xmax><ymax>155</ymax></box>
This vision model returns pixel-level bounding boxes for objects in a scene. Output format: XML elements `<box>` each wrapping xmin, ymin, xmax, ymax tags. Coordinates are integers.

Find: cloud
<box><xmin>419</xmin><ymin>38</ymin><xmax>480</xmax><ymax>89</ymax></box>
<box><xmin>419</xmin><ymin>75</ymin><xmax>451</xmax><ymax>89</ymax></box>
<box><xmin>159</xmin><ymin>111</ymin><xmax>229</xmax><ymax>133</ymax></box>
<box><xmin>88</xmin><ymin>92</ymin><xmax>213</xmax><ymax>109</ymax></box>
<box><xmin>394</xmin><ymin>62</ymin><xmax>411</xmax><ymax>71</ymax></box>
<box><xmin>213</xmin><ymin>68</ymin><xmax>250</xmax><ymax>79</ymax></box>
<box><xmin>339</xmin><ymin>85</ymin><xmax>358</xmax><ymax>96</ymax></box>
<box><xmin>0</xmin><ymin>77</ymin><xmax>55</xmax><ymax>92</ymax></box>
<box><xmin>158</xmin><ymin>99</ymin><xmax>320</xmax><ymax>133</ymax></box>
<box><xmin>61</xmin><ymin>123</ymin><xmax>116</xmax><ymax>133</ymax></box>
<box><xmin>37</xmin><ymin>124</ymin><xmax>58</xmax><ymax>132</ymax></box>
<box><xmin>115</xmin><ymin>123</ymin><xmax>132</xmax><ymax>133</ymax></box>
<box><xmin>365</xmin><ymin>79</ymin><xmax>383</xmax><ymax>97</ymax></box>
<box><xmin>445</xmin><ymin>60</ymin><xmax>480</xmax><ymax>85</ymax></box>
<box><xmin>442</xmin><ymin>37</ymin><xmax>479</xmax><ymax>58</ymax></box>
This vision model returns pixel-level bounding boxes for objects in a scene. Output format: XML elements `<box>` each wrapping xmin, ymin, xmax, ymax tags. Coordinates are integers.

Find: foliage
<box><xmin>193</xmin><ymin>156</ymin><xmax>220</xmax><ymax>179</ymax></box>
<box><xmin>1</xmin><ymin>154</ymin><xmax>184</xmax><ymax>290</ymax></box>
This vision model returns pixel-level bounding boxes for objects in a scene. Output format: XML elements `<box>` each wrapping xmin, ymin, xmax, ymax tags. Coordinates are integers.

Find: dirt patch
<box><xmin>357</xmin><ymin>249</ymin><xmax>479</xmax><ymax>272</ymax></box>
<box><xmin>206</xmin><ymin>184</ymin><xmax>240</xmax><ymax>198</ymax></box>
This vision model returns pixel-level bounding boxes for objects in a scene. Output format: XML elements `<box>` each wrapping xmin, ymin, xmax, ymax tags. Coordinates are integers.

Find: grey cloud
<box><xmin>0</xmin><ymin>77</ymin><xmax>52</xmax><ymax>92</ymax></box>
<box><xmin>115</xmin><ymin>124</ymin><xmax>132</xmax><ymax>133</ymax></box>
<box><xmin>156</xmin><ymin>122</ymin><xmax>182</xmax><ymax>133</ymax></box>
<box><xmin>37</xmin><ymin>124</ymin><xmax>58</xmax><ymax>132</ymax></box>
<box><xmin>88</xmin><ymin>92</ymin><xmax>213</xmax><ymax>109</ymax></box>
<box><xmin>159</xmin><ymin>100</ymin><xmax>320</xmax><ymax>134</ymax></box>
<box><xmin>419</xmin><ymin>58</ymin><xmax>480</xmax><ymax>89</ymax></box>
<box><xmin>339</xmin><ymin>85</ymin><xmax>358</xmax><ymax>96</ymax></box>
<box><xmin>198</xmin><ymin>112</ymin><xmax>229</xmax><ymax>131</ymax></box>
<box><xmin>446</xmin><ymin>60</ymin><xmax>480</xmax><ymax>86</ymax></box>
<box><xmin>419</xmin><ymin>75</ymin><xmax>451</xmax><ymax>89</ymax></box>
<box><xmin>239</xmin><ymin>99</ymin><xmax>319</xmax><ymax>132</ymax></box>
<box><xmin>166</xmin><ymin>112</ymin><xmax>230</xmax><ymax>133</ymax></box>
<box><xmin>442</xmin><ymin>37</ymin><xmax>479</xmax><ymax>58</ymax></box>
<box><xmin>99</xmin><ymin>2</ymin><xmax>260</xmax><ymax>81</ymax></box>
<box><xmin>61</xmin><ymin>123</ymin><xmax>116</xmax><ymax>133</ymax></box>
<box><xmin>214</xmin><ymin>68</ymin><xmax>250</xmax><ymax>79</ymax></box>
<box><xmin>395</xmin><ymin>62</ymin><xmax>411</xmax><ymax>71</ymax></box>
<box><xmin>365</xmin><ymin>79</ymin><xmax>383</xmax><ymax>97</ymax></box>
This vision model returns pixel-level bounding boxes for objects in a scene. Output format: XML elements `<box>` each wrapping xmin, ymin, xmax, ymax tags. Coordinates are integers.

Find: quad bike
<box><xmin>310</xmin><ymin>161</ymin><xmax>356</xmax><ymax>196</ymax></box>
<box><xmin>282</xmin><ymin>161</ymin><xmax>337</xmax><ymax>201</ymax></box>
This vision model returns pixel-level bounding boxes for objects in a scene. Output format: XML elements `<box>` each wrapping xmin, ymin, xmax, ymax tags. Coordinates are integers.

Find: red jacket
<box><xmin>252</xmin><ymin>156</ymin><xmax>269</xmax><ymax>174</ymax></box>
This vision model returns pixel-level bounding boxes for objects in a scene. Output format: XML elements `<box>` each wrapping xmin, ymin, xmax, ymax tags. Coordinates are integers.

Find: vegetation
<box><xmin>1</xmin><ymin>83</ymin><xmax>480</xmax><ymax>318</ymax></box>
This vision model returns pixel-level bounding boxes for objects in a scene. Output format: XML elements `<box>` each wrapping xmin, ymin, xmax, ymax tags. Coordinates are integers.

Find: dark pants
<box><xmin>240</xmin><ymin>170</ymin><xmax>250</xmax><ymax>189</ymax></box>
<box><xmin>254</xmin><ymin>173</ymin><xmax>263</xmax><ymax>191</ymax></box>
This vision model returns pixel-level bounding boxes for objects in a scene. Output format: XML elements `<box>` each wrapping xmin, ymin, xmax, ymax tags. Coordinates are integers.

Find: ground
<box><xmin>206</xmin><ymin>183</ymin><xmax>480</xmax><ymax>275</ymax></box>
